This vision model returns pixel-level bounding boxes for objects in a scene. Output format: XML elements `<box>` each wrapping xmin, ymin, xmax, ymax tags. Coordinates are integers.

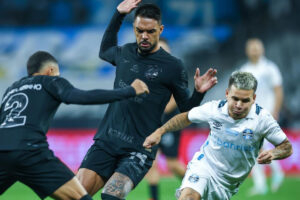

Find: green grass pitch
<box><xmin>1</xmin><ymin>176</ymin><xmax>300</xmax><ymax>199</ymax></box>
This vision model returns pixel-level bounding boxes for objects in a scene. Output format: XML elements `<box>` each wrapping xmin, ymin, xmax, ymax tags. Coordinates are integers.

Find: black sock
<box><xmin>101</xmin><ymin>193</ymin><xmax>124</xmax><ymax>200</ymax></box>
<box><xmin>80</xmin><ymin>194</ymin><xmax>93</xmax><ymax>200</ymax></box>
<box><xmin>149</xmin><ymin>184</ymin><xmax>159</xmax><ymax>200</ymax></box>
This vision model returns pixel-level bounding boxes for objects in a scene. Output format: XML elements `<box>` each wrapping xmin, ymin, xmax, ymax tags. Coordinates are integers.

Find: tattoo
<box><xmin>273</xmin><ymin>139</ymin><xmax>293</xmax><ymax>160</ymax></box>
<box><xmin>162</xmin><ymin>112</ymin><xmax>191</xmax><ymax>133</ymax></box>
<box><xmin>102</xmin><ymin>172</ymin><xmax>133</xmax><ymax>199</ymax></box>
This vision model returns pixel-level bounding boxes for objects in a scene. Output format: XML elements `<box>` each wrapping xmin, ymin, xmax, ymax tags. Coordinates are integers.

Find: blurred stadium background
<box><xmin>0</xmin><ymin>0</ymin><xmax>300</xmax><ymax>199</ymax></box>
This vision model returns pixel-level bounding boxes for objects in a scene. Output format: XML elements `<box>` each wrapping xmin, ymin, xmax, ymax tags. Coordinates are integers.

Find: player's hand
<box><xmin>194</xmin><ymin>68</ymin><xmax>217</xmax><ymax>93</ymax></box>
<box><xmin>131</xmin><ymin>79</ymin><xmax>149</xmax><ymax>95</ymax></box>
<box><xmin>257</xmin><ymin>150</ymin><xmax>274</xmax><ymax>164</ymax></box>
<box><xmin>117</xmin><ymin>0</ymin><xmax>142</xmax><ymax>14</ymax></box>
<box><xmin>143</xmin><ymin>129</ymin><xmax>162</xmax><ymax>149</ymax></box>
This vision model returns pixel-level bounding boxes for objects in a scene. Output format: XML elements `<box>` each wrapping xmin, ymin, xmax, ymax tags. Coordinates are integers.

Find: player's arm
<box><xmin>46</xmin><ymin>77</ymin><xmax>149</xmax><ymax>105</ymax></box>
<box><xmin>172</xmin><ymin>63</ymin><xmax>217</xmax><ymax>112</ymax></box>
<box><xmin>99</xmin><ymin>0</ymin><xmax>141</xmax><ymax>63</ymax></box>
<box><xmin>257</xmin><ymin>138</ymin><xmax>292</xmax><ymax>164</ymax></box>
<box><xmin>272</xmin><ymin>85</ymin><xmax>283</xmax><ymax>120</ymax></box>
<box><xmin>143</xmin><ymin>112</ymin><xmax>191</xmax><ymax>148</ymax></box>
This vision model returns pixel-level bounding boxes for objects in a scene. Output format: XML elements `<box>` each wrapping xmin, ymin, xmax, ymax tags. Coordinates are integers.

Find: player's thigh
<box><xmin>16</xmin><ymin>148</ymin><xmax>74</xmax><ymax>199</ymax></box>
<box><xmin>78</xmin><ymin>142</ymin><xmax>117</xmax><ymax>195</ymax></box>
<box><xmin>160</xmin><ymin>131</ymin><xmax>180</xmax><ymax>158</ymax></box>
<box><xmin>102</xmin><ymin>172</ymin><xmax>134</xmax><ymax>199</ymax></box>
<box><xmin>115</xmin><ymin>151</ymin><xmax>153</xmax><ymax>187</ymax></box>
<box><xmin>51</xmin><ymin>177</ymin><xmax>87</xmax><ymax>200</ymax></box>
<box><xmin>179</xmin><ymin>187</ymin><xmax>201</xmax><ymax>200</ymax></box>
<box><xmin>0</xmin><ymin>152</ymin><xmax>17</xmax><ymax>195</ymax></box>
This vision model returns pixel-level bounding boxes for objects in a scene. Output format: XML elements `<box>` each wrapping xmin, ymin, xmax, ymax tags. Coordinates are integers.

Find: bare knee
<box><xmin>76</xmin><ymin>168</ymin><xmax>105</xmax><ymax>196</ymax></box>
<box><xmin>51</xmin><ymin>177</ymin><xmax>87</xmax><ymax>200</ymax></box>
<box><xmin>102</xmin><ymin>172</ymin><xmax>134</xmax><ymax>199</ymax></box>
<box><xmin>179</xmin><ymin>188</ymin><xmax>201</xmax><ymax>200</ymax></box>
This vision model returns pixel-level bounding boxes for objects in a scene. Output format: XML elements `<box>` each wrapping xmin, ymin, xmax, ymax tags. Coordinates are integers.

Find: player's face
<box><xmin>226</xmin><ymin>85</ymin><xmax>256</xmax><ymax>120</ymax></box>
<box><xmin>134</xmin><ymin>16</ymin><xmax>163</xmax><ymax>54</ymax></box>
<box><xmin>246</xmin><ymin>40</ymin><xmax>264</xmax><ymax>62</ymax></box>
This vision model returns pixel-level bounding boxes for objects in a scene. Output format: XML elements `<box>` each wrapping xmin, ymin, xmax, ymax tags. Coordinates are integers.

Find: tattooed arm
<box><xmin>257</xmin><ymin>139</ymin><xmax>293</xmax><ymax>164</ymax></box>
<box><xmin>143</xmin><ymin>112</ymin><xmax>191</xmax><ymax>148</ymax></box>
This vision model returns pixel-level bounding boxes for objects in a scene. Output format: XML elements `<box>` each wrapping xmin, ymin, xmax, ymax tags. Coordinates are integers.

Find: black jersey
<box><xmin>95</xmin><ymin>10</ymin><xmax>205</xmax><ymax>158</ymax></box>
<box><xmin>0</xmin><ymin>75</ymin><xmax>135</xmax><ymax>150</ymax></box>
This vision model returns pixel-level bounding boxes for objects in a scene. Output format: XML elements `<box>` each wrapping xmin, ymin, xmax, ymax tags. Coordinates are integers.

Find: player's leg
<box><xmin>270</xmin><ymin>160</ymin><xmax>284</xmax><ymax>192</ymax></box>
<box><xmin>77</xmin><ymin>168</ymin><xmax>105</xmax><ymax>195</ymax></box>
<box><xmin>0</xmin><ymin>151</ymin><xmax>17</xmax><ymax>195</ymax></box>
<box><xmin>101</xmin><ymin>172</ymin><xmax>134</xmax><ymax>200</ymax></box>
<box><xmin>16</xmin><ymin>148</ymin><xmax>91</xmax><ymax>200</ymax></box>
<box><xmin>249</xmin><ymin>164</ymin><xmax>268</xmax><ymax>195</ymax></box>
<box><xmin>166</xmin><ymin>157</ymin><xmax>186</xmax><ymax>178</ymax></box>
<box><xmin>77</xmin><ymin>141</ymin><xmax>117</xmax><ymax>196</ymax></box>
<box><xmin>102</xmin><ymin>150</ymin><xmax>153</xmax><ymax>199</ymax></box>
<box><xmin>145</xmin><ymin>151</ymin><xmax>160</xmax><ymax>200</ymax></box>
<box><xmin>178</xmin><ymin>187</ymin><xmax>201</xmax><ymax>200</ymax></box>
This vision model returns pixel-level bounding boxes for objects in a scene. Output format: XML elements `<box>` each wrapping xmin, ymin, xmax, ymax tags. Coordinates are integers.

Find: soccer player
<box><xmin>145</xmin><ymin>38</ymin><xmax>186</xmax><ymax>200</ymax></box>
<box><xmin>77</xmin><ymin>0</ymin><xmax>218</xmax><ymax>199</ymax></box>
<box><xmin>240</xmin><ymin>38</ymin><xmax>284</xmax><ymax>194</ymax></box>
<box><xmin>144</xmin><ymin>71</ymin><xmax>293</xmax><ymax>200</ymax></box>
<box><xmin>0</xmin><ymin>51</ymin><xmax>149</xmax><ymax>200</ymax></box>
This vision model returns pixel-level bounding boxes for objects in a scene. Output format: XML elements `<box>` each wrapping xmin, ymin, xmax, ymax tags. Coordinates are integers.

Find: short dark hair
<box><xmin>27</xmin><ymin>51</ymin><xmax>57</xmax><ymax>76</ymax></box>
<box><xmin>134</xmin><ymin>3</ymin><xmax>162</xmax><ymax>24</ymax></box>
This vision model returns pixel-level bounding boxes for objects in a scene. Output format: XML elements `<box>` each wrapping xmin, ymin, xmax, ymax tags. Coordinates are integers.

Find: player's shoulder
<box><xmin>200</xmin><ymin>100</ymin><xmax>223</xmax><ymax>112</ymax></box>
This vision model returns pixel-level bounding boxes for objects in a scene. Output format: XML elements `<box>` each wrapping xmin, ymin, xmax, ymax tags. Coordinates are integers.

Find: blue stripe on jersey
<box><xmin>218</xmin><ymin>100</ymin><xmax>227</xmax><ymax>108</ymax></box>
<box><xmin>255</xmin><ymin>104</ymin><xmax>262</xmax><ymax>115</ymax></box>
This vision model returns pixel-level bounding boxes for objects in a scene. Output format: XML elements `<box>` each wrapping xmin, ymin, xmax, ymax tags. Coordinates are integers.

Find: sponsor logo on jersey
<box><xmin>211</xmin><ymin>134</ymin><xmax>255</xmax><ymax>152</ymax></box>
<box><xmin>242</xmin><ymin>129</ymin><xmax>254</xmax><ymax>140</ymax></box>
<box><xmin>212</xmin><ymin>121</ymin><xmax>222</xmax><ymax>130</ymax></box>
<box><xmin>188</xmin><ymin>174</ymin><xmax>199</xmax><ymax>183</ymax></box>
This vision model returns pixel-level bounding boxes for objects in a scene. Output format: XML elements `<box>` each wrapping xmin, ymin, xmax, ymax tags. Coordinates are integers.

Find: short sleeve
<box><xmin>261</xmin><ymin>112</ymin><xmax>286</xmax><ymax>145</ymax></box>
<box><xmin>188</xmin><ymin>102</ymin><xmax>212</xmax><ymax>123</ymax></box>
<box><xmin>269</xmin><ymin>62</ymin><xmax>282</xmax><ymax>87</ymax></box>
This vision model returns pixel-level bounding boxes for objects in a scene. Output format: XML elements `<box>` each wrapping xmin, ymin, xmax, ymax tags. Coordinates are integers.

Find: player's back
<box><xmin>0</xmin><ymin>75</ymin><xmax>62</xmax><ymax>150</ymax></box>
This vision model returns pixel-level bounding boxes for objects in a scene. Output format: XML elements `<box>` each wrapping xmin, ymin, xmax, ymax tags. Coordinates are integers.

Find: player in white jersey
<box><xmin>143</xmin><ymin>71</ymin><xmax>292</xmax><ymax>200</ymax></box>
<box><xmin>240</xmin><ymin>38</ymin><xmax>284</xmax><ymax>194</ymax></box>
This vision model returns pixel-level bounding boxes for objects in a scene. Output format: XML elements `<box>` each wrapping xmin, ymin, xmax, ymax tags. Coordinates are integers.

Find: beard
<box><xmin>137</xmin><ymin>40</ymin><xmax>157</xmax><ymax>54</ymax></box>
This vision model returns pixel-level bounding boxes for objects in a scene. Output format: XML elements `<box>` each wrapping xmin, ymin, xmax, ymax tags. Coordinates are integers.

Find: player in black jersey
<box><xmin>0</xmin><ymin>51</ymin><xmax>149</xmax><ymax>200</ymax></box>
<box><xmin>77</xmin><ymin>1</ymin><xmax>218</xmax><ymax>200</ymax></box>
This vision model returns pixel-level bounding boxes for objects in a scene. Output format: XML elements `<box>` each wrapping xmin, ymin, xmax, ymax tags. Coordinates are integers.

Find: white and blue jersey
<box><xmin>183</xmin><ymin>100</ymin><xmax>286</xmax><ymax>196</ymax></box>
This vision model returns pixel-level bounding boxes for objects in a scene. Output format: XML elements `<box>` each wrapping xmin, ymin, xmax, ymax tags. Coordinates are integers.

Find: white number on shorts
<box><xmin>129</xmin><ymin>152</ymin><xmax>147</xmax><ymax>167</ymax></box>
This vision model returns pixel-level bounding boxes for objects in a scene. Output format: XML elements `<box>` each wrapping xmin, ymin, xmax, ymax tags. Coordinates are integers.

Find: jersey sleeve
<box><xmin>43</xmin><ymin>76</ymin><xmax>136</xmax><ymax>105</ymax></box>
<box><xmin>188</xmin><ymin>102</ymin><xmax>212</xmax><ymax>123</ymax></box>
<box><xmin>99</xmin><ymin>10</ymin><xmax>125</xmax><ymax>66</ymax></box>
<box><xmin>269</xmin><ymin>62</ymin><xmax>282</xmax><ymax>87</ymax></box>
<box><xmin>260</xmin><ymin>112</ymin><xmax>287</xmax><ymax>146</ymax></box>
<box><xmin>170</xmin><ymin>60</ymin><xmax>205</xmax><ymax>112</ymax></box>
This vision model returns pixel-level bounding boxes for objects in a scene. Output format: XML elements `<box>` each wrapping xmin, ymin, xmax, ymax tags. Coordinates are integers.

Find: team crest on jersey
<box><xmin>145</xmin><ymin>65</ymin><xmax>161</xmax><ymax>80</ymax></box>
<box><xmin>188</xmin><ymin>174</ymin><xmax>199</xmax><ymax>183</ymax></box>
<box><xmin>242</xmin><ymin>129</ymin><xmax>254</xmax><ymax>140</ymax></box>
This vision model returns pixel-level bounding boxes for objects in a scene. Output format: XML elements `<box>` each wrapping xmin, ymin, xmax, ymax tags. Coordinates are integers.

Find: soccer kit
<box><xmin>0</xmin><ymin>75</ymin><xmax>135</xmax><ymax>199</ymax></box>
<box><xmin>80</xmin><ymin>10</ymin><xmax>205</xmax><ymax>186</ymax></box>
<box><xmin>159</xmin><ymin>108</ymin><xmax>181</xmax><ymax>158</ymax></box>
<box><xmin>177</xmin><ymin>100</ymin><xmax>287</xmax><ymax>200</ymax></box>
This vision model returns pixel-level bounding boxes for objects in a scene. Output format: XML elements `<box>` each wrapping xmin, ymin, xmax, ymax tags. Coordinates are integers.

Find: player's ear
<box><xmin>159</xmin><ymin>24</ymin><xmax>164</xmax><ymax>34</ymax></box>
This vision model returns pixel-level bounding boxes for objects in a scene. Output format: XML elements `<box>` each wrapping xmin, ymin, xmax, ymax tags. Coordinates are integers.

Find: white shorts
<box><xmin>176</xmin><ymin>152</ymin><xmax>234</xmax><ymax>200</ymax></box>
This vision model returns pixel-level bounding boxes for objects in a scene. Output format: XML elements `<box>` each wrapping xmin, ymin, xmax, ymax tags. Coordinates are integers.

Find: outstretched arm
<box><xmin>143</xmin><ymin>112</ymin><xmax>191</xmax><ymax>148</ymax></box>
<box><xmin>257</xmin><ymin>139</ymin><xmax>293</xmax><ymax>164</ymax></box>
<box><xmin>99</xmin><ymin>0</ymin><xmax>141</xmax><ymax>62</ymax></box>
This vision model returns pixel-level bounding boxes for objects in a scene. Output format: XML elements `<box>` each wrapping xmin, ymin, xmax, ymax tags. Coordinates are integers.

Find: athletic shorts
<box><xmin>80</xmin><ymin>140</ymin><xmax>153</xmax><ymax>186</ymax></box>
<box><xmin>176</xmin><ymin>152</ymin><xmax>235</xmax><ymax>200</ymax></box>
<box><xmin>0</xmin><ymin>148</ymin><xmax>74</xmax><ymax>199</ymax></box>
<box><xmin>159</xmin><ymin>130</ymin><xmax>180</xmax><ymax>158</ymax></box>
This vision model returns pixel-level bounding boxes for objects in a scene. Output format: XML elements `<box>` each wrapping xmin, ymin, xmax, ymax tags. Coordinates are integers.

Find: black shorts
<box><xmin>159</xmin><ymin>130</ymin><xmax>180</xmax><ymax>158</ymax></box>
<box><xmin>80</xmin><ymin>140</ymin><xmax>153</xmax><ymax>187</ymax></box>
<box><xmin>0</xmin><ymin>148</ymin><xmax>74</xmax><ymax>199</ymax></box>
